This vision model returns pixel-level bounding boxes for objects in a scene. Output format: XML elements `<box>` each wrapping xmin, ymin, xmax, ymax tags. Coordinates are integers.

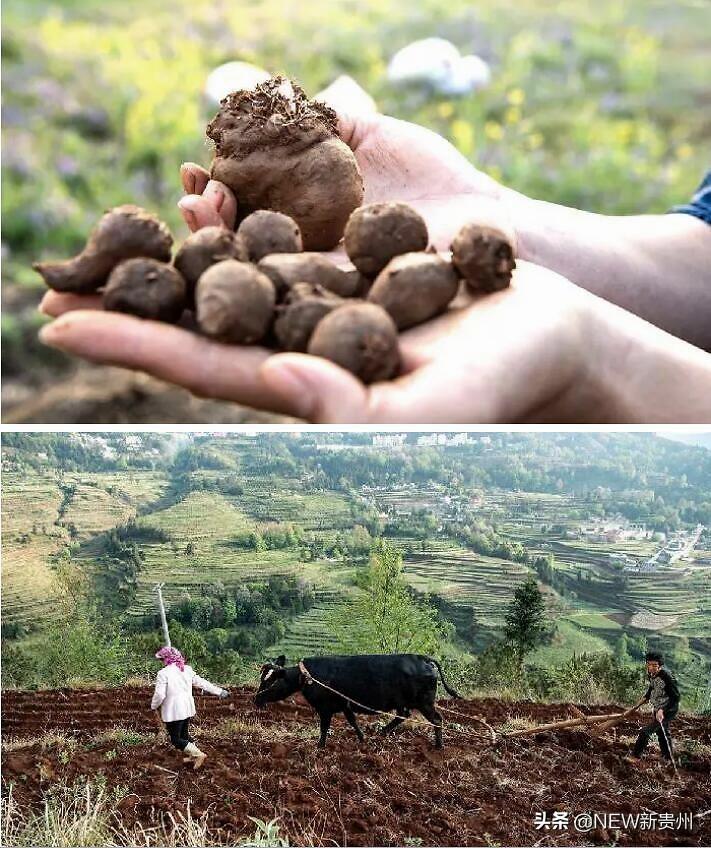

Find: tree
<box><xmin>504</xmin><ymin>577</ymin><xmax>547</xmax><ymax>666</ymax></box>
<box><xmin>330</xmin><ymin>539</ymin><xmax>449</xmax><ymax>655</ymax></box>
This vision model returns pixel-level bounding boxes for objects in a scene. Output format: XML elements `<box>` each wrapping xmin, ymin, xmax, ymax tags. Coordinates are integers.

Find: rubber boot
<box><xmin>183</xmin><ymin>742</ymin><xmax>207</xmax><ymax>770</ymax></box>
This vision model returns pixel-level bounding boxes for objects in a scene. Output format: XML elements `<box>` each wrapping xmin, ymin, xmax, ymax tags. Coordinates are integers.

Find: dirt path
<box><xmin>3</xmin><ymin>687</ymin><xmax>710</xmax><ymax>845</ymax></box>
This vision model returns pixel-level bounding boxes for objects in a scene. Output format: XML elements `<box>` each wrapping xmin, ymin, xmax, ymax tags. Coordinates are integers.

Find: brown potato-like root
<box><xmin>368</xmin><ymin>253</ymin><xmax>459</xmax><ymax>330</ymax></box>
<box><xmin>237</xmin><ymin>210</ymin><xmax>303</xmax><ymax>262</ymax></box>
<box><xmin>173</xmin><ymin>226</ymin><xmax>247</xmax><ymax>303</ymax></box>
<box><xmin>274</xmin><ymin>282</ymin><xmax>344</xmax><ymax>352</ymax></box>
<box><xmin>344</xmin><ymin>202</ymin><xmax>428</xmax><ymax>278</ymax></box>
<box><xmin>103</xmin><ymin>258</ymin><xmax>186</xmax><ymax>323</ymax></box>
<box><xmin>451</xmin><ymin>223</ymin><xmax>516</xmax><ymax>292</ymax></box>
<box><xmin>207</xmin><ymin>76</ymin><xmax>363</xmax><ymax>250</ymax></box>
<box><xmin>34</xmin><ymin>205</ymin><xmax>173</xmax><ymax>293</ymax></box>
<box><xmin>258</xmin><ymin>253</ymin><xmax>357</xmax><ymax>299</ymax></box>
<box><xmin>307</xmin><ymin>302</ymin><xmax>400</xmax><ymax>384</ymax></box>
<box><xmin>196</xmin><ymin>260</ymin><xmax>275</xmax><ymax>344</ymax></box>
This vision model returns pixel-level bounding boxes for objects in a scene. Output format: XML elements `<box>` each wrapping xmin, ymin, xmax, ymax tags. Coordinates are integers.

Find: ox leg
<box><xmin>380</xmin><ymin>708</ymin><xmax>410</xmax><ymax>737</ymax></box>
<box><xmin>318</xmin><ymin>711</ymin><xmax>333</xmax><ymax>748</ymax></box>
<box><xmin>343</xmin><ymin>706</ymin><xmax>365</xmax><ymax>742</ymax></box>
<box><xmin>419</xmin><ymin>703</ymin><xmax>444</xmax><ymax>749</ymax></box>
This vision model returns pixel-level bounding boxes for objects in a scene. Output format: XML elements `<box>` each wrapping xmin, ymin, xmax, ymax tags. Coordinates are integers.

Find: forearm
<box><xmin>579</xmin><ymin>292</ymin><xmax>711</xmax><ymax>422</ymax></box>
<box><xmin>504</xmin><ymin>189</ymin><xmax>711</xmax><ymax>349</ymax></box>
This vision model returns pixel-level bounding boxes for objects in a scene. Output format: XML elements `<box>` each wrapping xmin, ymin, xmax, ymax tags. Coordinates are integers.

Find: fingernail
<box><xmin>38</xmin><ymin>322</ymin><xmax>57</xmax><ymax>346</ymax></box>
<box><xmin>262</xmin><ymin>362</ymin><xmax>314</xmax><ymax>419</ymax></box>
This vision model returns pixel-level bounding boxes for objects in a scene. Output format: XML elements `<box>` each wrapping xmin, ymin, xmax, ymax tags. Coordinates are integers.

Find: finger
<box><xmin>180</xmin><ymin>162</ymin><xmax>210</xmax><ymax>195</ymax></box>
<box><xmin>37</xmin><ymin>311</ymin><xmax>293</xmax><ymax>413</ymax></box>
<box><xmin>39</xmin><ymin>290</ymin><xmax>104</xmax><ymax>317</ymax></box>
<box><xmin>203</xmin><ymin>180</ymin><xmax>237</xmax><ymax>229</ymax></box>
<box><xmin>335</xmin><ymin>110</ymin><xmax>379</xmax><ymax>152</ymax></box>
<box><xmin>177</xmin><ymin>183</ymin><xmax>237</xmax><ymax>232</ymax></box>
<box><xmin>178</xmin><ymin>193</ymin><xmax>225</xmax><ymax>232</ymax></box>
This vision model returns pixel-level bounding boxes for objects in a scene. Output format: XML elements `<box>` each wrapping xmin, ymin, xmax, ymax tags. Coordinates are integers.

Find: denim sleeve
<box><xmin>668</xmin><ymin>170</ymin><xmax>711</xmax><ymax>225</ymax></box>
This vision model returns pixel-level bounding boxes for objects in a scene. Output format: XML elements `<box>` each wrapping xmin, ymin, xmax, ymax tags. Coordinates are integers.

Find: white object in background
<box><xmin>387</xmin><ymin>37</ymin><xmax>491</xmax><ymax>95</ymax></box>
<box><xmin>315</xmin><ymin>75</ymin><xmax>377</xmax><ymax>115</ymax></box>
<box><xmin>205</xmin><ymin>61</ymin><xmax>271</xmax><ymax>104</ymax></box>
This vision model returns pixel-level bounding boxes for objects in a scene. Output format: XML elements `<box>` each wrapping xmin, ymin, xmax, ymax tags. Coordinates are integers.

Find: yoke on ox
<box><xmin>255</xmin><ymin>653</ymin><xmax>461</xmax><ymax>748</ymax></box>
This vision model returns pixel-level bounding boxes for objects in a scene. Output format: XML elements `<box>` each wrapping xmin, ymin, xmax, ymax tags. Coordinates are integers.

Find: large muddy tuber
<box><xmin>34</xmin><ymin>205</ymin><xmax>173</xmax><ymax>293</ymax></box>
<box><xmin>207</xmin><ymin>76</ymin><xmax>363</xmax><ymax>250</ymax></box>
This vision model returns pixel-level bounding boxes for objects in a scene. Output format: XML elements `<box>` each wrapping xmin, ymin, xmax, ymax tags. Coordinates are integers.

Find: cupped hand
<box><xmin>38</xmin><ymin>261</ymin><xmax>592</xmax><ymax>423</ymax></box>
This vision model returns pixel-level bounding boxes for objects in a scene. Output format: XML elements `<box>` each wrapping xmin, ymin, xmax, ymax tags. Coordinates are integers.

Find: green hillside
<box><xmin>2</xmin><ymin>433</ymin><xmax>709</xmax><ymax>692</ymax></box>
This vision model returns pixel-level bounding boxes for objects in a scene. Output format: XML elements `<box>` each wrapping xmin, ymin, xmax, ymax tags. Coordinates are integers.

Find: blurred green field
<box><xmin>2</xmin><ymin>0</ymin><xmax>709</xmax><ymax>419</ymax></box>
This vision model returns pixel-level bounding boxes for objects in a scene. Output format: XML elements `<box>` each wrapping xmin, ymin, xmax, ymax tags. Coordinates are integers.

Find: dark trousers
<box><xmin>633</xmin><ymin>712</ymin><xmax>675</xmax><ymax>759</ymax></box>
<box><xmin>165</xmin><ymin>717</ymin><xmax>193</xmax><ymax>751</ymax></box>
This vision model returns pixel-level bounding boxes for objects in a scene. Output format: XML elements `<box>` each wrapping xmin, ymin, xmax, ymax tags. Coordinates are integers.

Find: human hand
<box><xmin>656</xmin><ymin>709</ymin><xmax>665</xmax><ymax>723</ymax></box>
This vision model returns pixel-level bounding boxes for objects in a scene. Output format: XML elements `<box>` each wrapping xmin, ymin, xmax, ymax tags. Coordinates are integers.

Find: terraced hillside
<box><xmin>403</xmin><ymin>544</ymin><xmax>532</xmax><ymax>628</ymax></box>
<box><xmin>2</xmin><ymin>435</ymin><xmax>709</xmax><ymax>671</ymax></box>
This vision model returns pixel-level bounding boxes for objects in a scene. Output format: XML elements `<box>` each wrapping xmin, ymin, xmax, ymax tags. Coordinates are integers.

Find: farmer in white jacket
<box><xmin>151</xmin><ymin>646</ymin><xmax>229</xmax><ymax>769</ymax></box>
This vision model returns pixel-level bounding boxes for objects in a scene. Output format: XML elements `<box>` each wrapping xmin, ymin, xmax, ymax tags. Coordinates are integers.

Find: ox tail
<box><xmin>427</xmin><ymin>657</ymin><xmax>462</xmax><ymax>699</ymax></box>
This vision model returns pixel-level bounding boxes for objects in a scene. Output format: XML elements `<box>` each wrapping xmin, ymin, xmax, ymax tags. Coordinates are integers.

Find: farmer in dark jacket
<box><xmin>627</xmin><ymin>651</ymin><xmax>680</xmax><ymax>763</ymax></box>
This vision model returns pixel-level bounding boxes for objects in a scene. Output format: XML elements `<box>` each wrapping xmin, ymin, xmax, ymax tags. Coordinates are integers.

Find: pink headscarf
<box><xmin>155</xmin><ymin>646</ymin><xmax>186</xmax><ymax>672</ymax></box>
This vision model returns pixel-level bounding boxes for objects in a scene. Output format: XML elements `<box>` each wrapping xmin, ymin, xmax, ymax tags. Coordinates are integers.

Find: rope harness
<box><xmin>297</xmin><ymin>660</ymin><xmax>495</xmax><ymax>741</ymax></box>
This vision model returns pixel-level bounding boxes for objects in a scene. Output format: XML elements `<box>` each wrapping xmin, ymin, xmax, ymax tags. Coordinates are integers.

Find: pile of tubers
<box><xmin>34</xmin><ymin>77</ymin><xmax>516</xmax><ymax>385</ymax></box>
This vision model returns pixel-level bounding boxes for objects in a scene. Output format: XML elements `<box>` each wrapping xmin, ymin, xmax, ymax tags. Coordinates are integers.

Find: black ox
<box><xmin>255</xmin><ymin>653</ymin><xmax>461</xmax><ymax>748</ymax></box>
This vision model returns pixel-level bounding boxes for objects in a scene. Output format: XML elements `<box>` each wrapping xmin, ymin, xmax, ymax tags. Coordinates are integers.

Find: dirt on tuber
<box><xmin>237</xmin><ymin>210</ymin><xmax>303</xmax><ymax>262</ymax></box>
<box><xmin>307</xmin><ymin>302</ymin><xmax>400</xmax><ymax>384</ymax></box>
<box><xmin>173</xmin><ymin>226</ymin><xmax>247</xmax><ymax>307</ymax></box>
<box><xmin>368</xmin><ymin>252</ymin><xmax>460</xmax><ymax>330</ymax></box>
<box><xmin>273</xmin><ymin>282</ymin><xmax>344</xmax><ymax>352</ymax></box>
<box><xmin>344</xmin><ymin>202</ymin><xmax>429</xmax><ymax>278</ymax></box>
<box><xmin>103</xmin><ymin>259</ymin><xmax>187</xmax><ymax>323</ymax></box>
<box><xmin>196</xmin><ymin>260</ymin><xmax>276</xmax><ymax>344</ymax></box>
<box><xmin>207</xmin><ymin>76</ymin><xmax>363</xmax><ymax>250</ymax></box>
<box><xmin>34</xmin><ymin>205</ymin><xmax>173</xmax><ymax>294</ymax></box>
<box><xmin>450</xmin><ymin>223</ymin><xmax>516</xmax><ymax>292</ymax></box>
<box><xmin>258</xmin><ymin>253</ymin><xmax>357</xmax><ymax>299</ymax></box>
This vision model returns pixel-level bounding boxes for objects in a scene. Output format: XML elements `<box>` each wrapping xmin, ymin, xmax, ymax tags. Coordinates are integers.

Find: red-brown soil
<box><xmin>2</xmin><ymin>686</ymin><xmax>710</xmax><ymax>846</ymax></box>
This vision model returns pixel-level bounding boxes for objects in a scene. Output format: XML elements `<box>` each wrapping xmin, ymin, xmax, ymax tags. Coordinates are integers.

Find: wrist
<box><xmin>584</xmin><ymin>294</ymin><xmax>711</xmax><ymax>422</ymax></box>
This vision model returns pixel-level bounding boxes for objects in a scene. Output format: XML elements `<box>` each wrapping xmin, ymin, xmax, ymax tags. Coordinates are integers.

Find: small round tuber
<box><xmin>257</xmin><ymin>253</ymin><xmax>357</xmax><ymax>299</ymax></box>
<box><xmin>173</xmin><ymin>226</ymin><xmax>247</xmax><ymax>303</ymax></box>
<box><xmin>450</xmin><ymin>223</ymin><xmax>516</xmax><ymax>292</ymax></box>
<box><xmin>274</xmin><ymin>282</ymin><xmax>344</xmax><ymax>352</ymax></box>
<box><xmin>34</xmin><ymin>205</ymin><xmax>173</xmax><ymax>293</ymax></box>
<box><xmin>237</xmin><ymin>210</ymin><xmax>303</xmax><ymax>262</ymax></box>
<box><xmin>207</xmin><ymin>76</ymin><xmax>363</xmax><ymax>250</ymax></box>
<box><xmin>196</xmin><ymin>260</ymin><xmax>276</xmax><ymax>344</ymax></box>
<box><xmin>307</xmin><ymin>302</ymin><xmax>400</xmax><ymax>384</ymax></box>
<box><xmin>103</xmin><ymin>258</ymin><xmax>187</xmax><ymax>323</ymax></box>
<box><xmin>367</xmin><ymin>252</ymin><xmax>459</xmax><ymax>330</ymax></box>
<box><xmin>344</xmin><ymin>202</ymin><xmax>428</xmax><ymax>278</ymax></box>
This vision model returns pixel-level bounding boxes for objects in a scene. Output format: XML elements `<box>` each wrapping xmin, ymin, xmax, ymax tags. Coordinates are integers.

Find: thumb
<box><xmin>259</xmin><ymin>353</ymin><xmax>370</xmax><ymax>423</ymax></box>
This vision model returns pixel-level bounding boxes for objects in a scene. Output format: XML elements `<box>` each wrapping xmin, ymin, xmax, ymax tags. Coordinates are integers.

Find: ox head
<box><xmin>255</xmin><ymin>655</ymin><xmax>301</xmax><ymax>706</ymax></box>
